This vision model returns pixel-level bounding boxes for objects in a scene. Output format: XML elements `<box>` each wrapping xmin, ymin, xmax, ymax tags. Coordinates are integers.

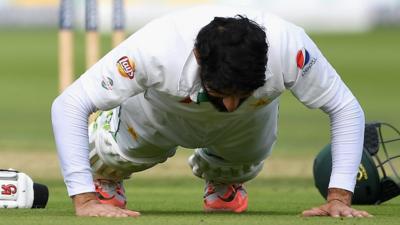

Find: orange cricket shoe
<box><xmin>94</xmin><ymin>179</ymin><xmax>127</xmax><ymax>208</ymax></box>
<box><xmin>203</xmin><ymin>182</ymin><xmax>248</xmax><ymax>213</ymax></box>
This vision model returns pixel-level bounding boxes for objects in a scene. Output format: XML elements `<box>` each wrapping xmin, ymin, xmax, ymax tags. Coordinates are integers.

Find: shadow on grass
<box><xmin>140</xmin><ymin>210</ymin><xmax>299</xmax><ymax>216</ymax></box>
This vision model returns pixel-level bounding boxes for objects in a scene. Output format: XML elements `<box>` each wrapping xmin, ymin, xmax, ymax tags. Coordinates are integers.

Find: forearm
<box><xmin>321</xmin><ymin>81</ymin><xmax>365</xmax><ymax>193</ymax></box>
<box><xmin>51</xmin><ymin>79</ymin><xmax>98</xmax><ymax>196</ymax></box>
<box><xmin>325</xmin><ymin>98</ymin><xmax>364</xmax><ymax>192</ymax></box>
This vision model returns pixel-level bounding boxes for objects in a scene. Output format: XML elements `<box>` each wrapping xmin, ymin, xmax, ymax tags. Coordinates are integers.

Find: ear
<box><xmin>193</xmin><ymin>48</ymin><xmax>200</xmax><ymax>64</ymax></box>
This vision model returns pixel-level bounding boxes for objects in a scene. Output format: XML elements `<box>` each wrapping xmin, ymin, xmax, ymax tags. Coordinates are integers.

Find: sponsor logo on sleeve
<box><xmin>117</xmin><ymin>56</ymin><xmax>135</xmax><ymax>79</ymax></box>
<box><xmin>296</xmin><ymin>48</ymin><xmax>317</xmax><ymax>76</ymax></box>
<box><xmin>101</xmin><ymin>76</ymin><xmax>114</xmax><ymax>90</ymax></box>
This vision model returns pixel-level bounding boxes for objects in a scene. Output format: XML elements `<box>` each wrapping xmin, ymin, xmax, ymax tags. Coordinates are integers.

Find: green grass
<box><xmin>1</xmin><ymin>177</ymin><xmax>400</xmax><ymax>225</ymax></box>
<box><xmin>0</xmin><ymin>28</ymin><xmax>111</xmax><ymax>150</ymax></box>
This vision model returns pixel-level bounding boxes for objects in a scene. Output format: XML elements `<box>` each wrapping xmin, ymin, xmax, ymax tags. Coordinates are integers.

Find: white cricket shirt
<box><xmin>53</xmin><ymin>5</ymin><xmax>365</xmax><ymax>196</ymax></box>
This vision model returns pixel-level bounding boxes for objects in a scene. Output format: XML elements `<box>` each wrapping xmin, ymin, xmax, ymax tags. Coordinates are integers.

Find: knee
<box><xmin>89</xmin><ymin>129</ymin><xmax>158</xmax><ymax>180</ymax></box>
<box><xmin>188</xmin><ymin>148</ymin><xmax>264</xmax><ymax>183</ymax></box>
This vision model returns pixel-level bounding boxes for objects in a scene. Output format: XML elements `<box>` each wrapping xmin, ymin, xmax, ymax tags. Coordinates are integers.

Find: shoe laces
<box><xmin>204</xmin><ymin>182</ymin><xmax>244</xmax><ymax>199</ymax></box>
<box><xmin>95</xmin><ymin>179</ymin><xmax>124</xmax><ymax>195</ymax></box>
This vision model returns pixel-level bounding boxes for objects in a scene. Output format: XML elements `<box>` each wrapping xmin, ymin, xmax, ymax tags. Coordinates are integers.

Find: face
<box><xmin>194</xmin><ymin>49</ymin><xmax>253</xmax><ymax>113</ymax></box>
<box><xmin>205</xmin><ymin>88</ymin><xmax>252</xmax><ymax>112</ymax></box>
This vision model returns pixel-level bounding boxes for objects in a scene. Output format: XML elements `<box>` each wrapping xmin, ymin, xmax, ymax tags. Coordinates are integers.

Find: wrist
<box><xmin>326</xmin><ymin>188</ymin><xmax>352</xmax><ymax>206</ymax></box>
<box><xmin>72</xmin><ymin>192</ymin><xmax>98</xmax><ymax>208</ymax></box>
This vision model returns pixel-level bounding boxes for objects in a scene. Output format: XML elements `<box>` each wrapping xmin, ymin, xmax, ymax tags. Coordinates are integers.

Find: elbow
<box><xmin>358</xmin><ymin>103</ymin><xmax>365</xmax><ymax>124</ymax></box>
<box><xmin>51</xmin><ymin>95</ymin><xmax>64</xmax><ymax>128</ymax></box>
<box><xmin>351</xmin><ymin>99</ymin><xmax>365</xmax><ymax>125</ymax></box>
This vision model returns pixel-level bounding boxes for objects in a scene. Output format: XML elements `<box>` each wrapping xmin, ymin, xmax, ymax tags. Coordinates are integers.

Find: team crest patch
<box><xmin>296</xmin><ymin>48</ymin><xmax>317</xmax><ymax>76</ymax></box>
<box><xmin>101</xmin><ymin>76</ymin><xmax>113</xmax><ymax>90</ymax></box>
<box><xmin>357</xmin><ymin>164</ymin><xmax>368</xmax><ymax>181</ymax></box>
<box><xmin>117</xmin><ymin>56</ymin><xmax>135</xmax><ymax>79</ymax></box>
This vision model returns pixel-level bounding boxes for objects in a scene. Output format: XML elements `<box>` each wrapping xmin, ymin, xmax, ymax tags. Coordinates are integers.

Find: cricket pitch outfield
<box><xmin>1</xmin><ymin>149</ymin><xmax>400</xmax><ymax>225</ymax></box>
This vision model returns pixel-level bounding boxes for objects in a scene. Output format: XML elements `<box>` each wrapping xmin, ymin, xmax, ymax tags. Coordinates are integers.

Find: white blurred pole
<box><xmin>112</xmin><ymin>0</ymin><xmax>126</xmax><ymax>47</ymax></box>
<box><xmin>58</xmin><ymin>0</ymin><xmax>74</xmax><ymax>92</ymax></box>
<box><xmin>85</xmin><ymin>0</ymin><xmax>99</xmax><ymax>69</ymax></box>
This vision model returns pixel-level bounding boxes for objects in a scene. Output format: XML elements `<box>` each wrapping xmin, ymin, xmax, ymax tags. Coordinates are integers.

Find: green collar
<box><xmin>196</xmin><ymin>91</ymin><xmax>209</xmax><ymax>103</ymax></box>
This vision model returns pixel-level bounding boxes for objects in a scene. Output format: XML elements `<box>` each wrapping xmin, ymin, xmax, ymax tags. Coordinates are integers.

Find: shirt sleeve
<box><xmin>282</xmin><ymin>27</ymin><xmax>351</xmax><ymax>109</ymax></box>
<box><xmin>321</xmin><ymin>87</ymin><xmax>365</xmax><ymax>192</ymax></box>
<box><xmin>51</xmin><ymin>79</ymin><xmax>97</xmax><ymax>196</ymax></box>
<box><xmin>282</xmin><ymin>26</ymin><xmax>365</xmax><ymax>192</ymax></box>
<box><xmin>79</xmin><ymin>17</ymin><xmax>169</xmax><ymax>110</ymax></box>
<box><xmin>52</xmin><ymin>16</ymin><xmax>180</xmax><ymax>196</ymax></box>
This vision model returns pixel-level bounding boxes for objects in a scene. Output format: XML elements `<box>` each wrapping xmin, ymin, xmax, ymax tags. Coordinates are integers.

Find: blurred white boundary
<box><xmin>0</xmin><ymin>0</ymin><xmax>399</xmax><ymax>32</ymax></box>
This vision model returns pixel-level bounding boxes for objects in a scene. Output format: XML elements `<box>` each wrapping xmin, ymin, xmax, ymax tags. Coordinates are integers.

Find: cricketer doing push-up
<box><xmin>51</xmin><ymin>5</ymin><xmax>372</xmax><ymax>217</ymax></box>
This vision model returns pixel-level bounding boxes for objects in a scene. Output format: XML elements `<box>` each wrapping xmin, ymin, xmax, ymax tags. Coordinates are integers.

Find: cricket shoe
<box><xmin>203</xmin><ymin>181</ymin><xmax>248</xmax><ymax>213</ymax></box>
<box><xmin>94</xmin><ymin>179</ymin><xmax>127</xmax><ymax>208</ymax></box>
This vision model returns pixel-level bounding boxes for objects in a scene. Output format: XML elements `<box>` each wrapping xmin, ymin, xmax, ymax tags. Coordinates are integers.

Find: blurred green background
<box><xmin>0</xmin><ymin>28</ymin><xmax>399</xmax><ymax>155</ymax></box>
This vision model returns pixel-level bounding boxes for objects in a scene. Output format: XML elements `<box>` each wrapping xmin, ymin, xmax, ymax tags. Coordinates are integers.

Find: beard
<box><xmin>206</xmin><ymin>94</ymin><xmax>248</xmax><ymax>112</ymax></box>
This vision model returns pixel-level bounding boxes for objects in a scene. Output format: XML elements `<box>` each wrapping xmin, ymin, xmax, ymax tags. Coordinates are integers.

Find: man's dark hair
<box><xmin>195</xmin><ymin>15</ymin><xmax>268</xmax><ymax>95</ymax></box>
